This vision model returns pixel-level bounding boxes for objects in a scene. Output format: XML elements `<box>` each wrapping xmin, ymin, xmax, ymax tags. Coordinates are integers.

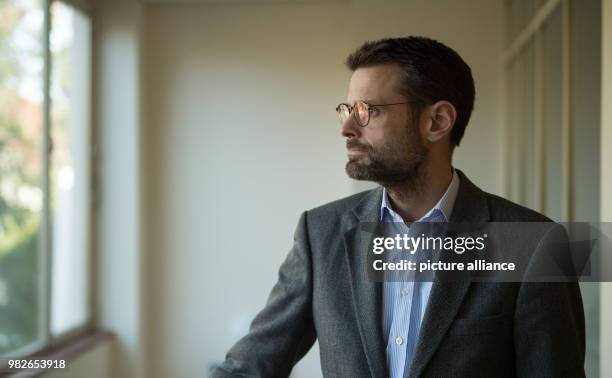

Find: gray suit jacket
<box><xmin>211</xmin><ymin>170</ymin><xmax>585</xmax><ymax>378</ymax></box>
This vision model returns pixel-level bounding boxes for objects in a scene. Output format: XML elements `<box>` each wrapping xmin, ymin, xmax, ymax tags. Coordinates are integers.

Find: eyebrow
<box><xmin>348</xmin><ymin>98</ymin><xmax>380</xmax><ymax>105</ymax></box>
<box><xmin>345</xmin><ymin>98</ymin><xmax>394</xmax><ymax>106</ymax></box>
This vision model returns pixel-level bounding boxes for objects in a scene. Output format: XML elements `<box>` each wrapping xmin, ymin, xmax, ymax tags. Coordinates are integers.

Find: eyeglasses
<box><xmin>335</xmin><ymin>101</ymin><xmax>416</xmax><ymax>127</ymax></box>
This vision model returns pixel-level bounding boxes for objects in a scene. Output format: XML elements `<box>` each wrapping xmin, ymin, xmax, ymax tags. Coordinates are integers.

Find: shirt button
<box><xmin>395</xmin><ymin>336</ymin><xmax>403</xmax><ymax>345</ymax></box>
<box><xmin>400</xmin><ymin>288</ymin><xmax>410</xmax><ymax>296</ymax></box>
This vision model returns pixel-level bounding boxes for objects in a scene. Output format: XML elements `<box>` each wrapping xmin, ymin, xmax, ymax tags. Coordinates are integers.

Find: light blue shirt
<box><xmin>381</xmin><ymin>169</ymin><xmax>459</xmax><ymax>378</ymax></box>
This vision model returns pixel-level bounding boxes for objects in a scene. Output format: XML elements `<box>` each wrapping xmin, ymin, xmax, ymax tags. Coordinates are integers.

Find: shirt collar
<box><xmin>380</xmin><ymin>168</ymin><xmax>460</xmax><ymax>222</ymax></box>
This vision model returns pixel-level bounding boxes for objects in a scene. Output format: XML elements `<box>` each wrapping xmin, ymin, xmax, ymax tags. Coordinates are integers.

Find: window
<box><xmin>0</xmin><ymin>0</ymin><xmax>92</xmax><ymax>358</ymax></box>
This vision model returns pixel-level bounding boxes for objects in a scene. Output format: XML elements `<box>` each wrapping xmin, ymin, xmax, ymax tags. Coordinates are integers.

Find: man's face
<box><xmin>341</xmin><ymin>64</ymin><xmax>428</xmax><ymax>186</ymax></box>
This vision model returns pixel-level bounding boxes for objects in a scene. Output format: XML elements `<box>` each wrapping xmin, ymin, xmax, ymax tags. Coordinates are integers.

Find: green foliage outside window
<box><xmin>0</xmin><ymin>0</ymin><xmax>44</xmax><ymax>356</ymax></box>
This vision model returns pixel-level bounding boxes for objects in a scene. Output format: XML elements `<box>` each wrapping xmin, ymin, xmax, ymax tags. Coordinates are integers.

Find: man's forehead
<box><xmin>347</xmin><ymin>64</ymin><xmax>403</xmax><ymax>103</ymax></box>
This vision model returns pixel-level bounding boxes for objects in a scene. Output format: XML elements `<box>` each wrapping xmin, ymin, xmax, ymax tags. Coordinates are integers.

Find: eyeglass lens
<box><xmin>336</xmin><ymin>102</ymin><xmax>369</xmax><ymax>127</ymax></box>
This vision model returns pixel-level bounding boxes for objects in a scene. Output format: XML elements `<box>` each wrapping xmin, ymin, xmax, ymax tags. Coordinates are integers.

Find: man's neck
<box><xmin>384</xmin><ymin>163</ymin><xmax>453</xmax><ymax>222</ymax></box>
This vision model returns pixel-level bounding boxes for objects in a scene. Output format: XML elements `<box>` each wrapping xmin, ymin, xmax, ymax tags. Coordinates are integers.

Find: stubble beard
<box><xmin>345</xmin><ymin>122</ymin><xmax>429</xmax><ymax>194</ymax></box>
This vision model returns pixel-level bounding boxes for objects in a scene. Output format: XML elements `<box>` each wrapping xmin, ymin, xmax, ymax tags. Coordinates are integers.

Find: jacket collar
<box><xmin>350</xmin><ymin>168</ymin><xmax>490</xmax><ymax>224</ymax></box>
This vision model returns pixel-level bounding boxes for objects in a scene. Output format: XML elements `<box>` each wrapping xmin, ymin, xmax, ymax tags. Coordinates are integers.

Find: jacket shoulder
<box><xmin>484</xmin><ymin>192</ymin><xmax>553</xmax><ymax>222</ymax></box>
<box><xmin>307</xmin><ymin>188</ymin><xmax>377</xmax><ymax>219</ymax></box>
<box><xmin>296</xmin><ymin>189</ymin><xmax>378</xmax><ymax>249</ymax></box>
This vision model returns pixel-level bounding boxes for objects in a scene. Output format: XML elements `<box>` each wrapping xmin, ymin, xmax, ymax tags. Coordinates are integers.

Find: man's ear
<box><xmin>425</xmin><ymin>101</ymin><xmax>456</xmax><ymax>143</ymax></box>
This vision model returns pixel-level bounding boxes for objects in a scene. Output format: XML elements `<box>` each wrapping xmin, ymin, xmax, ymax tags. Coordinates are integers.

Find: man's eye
<box><xmin>368</xmin><ymin>107</ymin><xmax>379</xmax><ymax>115</ymax></box>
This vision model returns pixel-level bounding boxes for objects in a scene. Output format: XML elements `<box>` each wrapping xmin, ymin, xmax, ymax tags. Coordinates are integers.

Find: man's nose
<box><xmin>340</xmin><ymin>114</ymin><xmax>361</xmax><ymax>139</ymax></box>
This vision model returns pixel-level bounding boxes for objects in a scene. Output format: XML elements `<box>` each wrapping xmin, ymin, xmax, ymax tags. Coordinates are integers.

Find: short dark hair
<box><xmin>345</xmin><ymin>36</ymin><xmax>475</xmax><ymax>148</ymax></box>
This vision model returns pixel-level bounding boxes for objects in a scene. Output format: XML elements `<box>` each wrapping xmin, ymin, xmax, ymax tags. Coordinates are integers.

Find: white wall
<box><xmin>93</xmin><ymin>1</ymin><xmax>504</xmax><ymax>377</ymax></box>
<box><xmin>142</xmin><ymin>4</ymin><xmax>354</xmax><ymax>377</ymax></box>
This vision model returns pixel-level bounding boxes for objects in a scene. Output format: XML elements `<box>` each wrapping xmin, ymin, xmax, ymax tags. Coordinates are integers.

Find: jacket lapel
<box><xmin>342</xmin><ymin>170</ymin><xmax>490</xmax><ymax>378</ymax></box>
<box><xmin>343</xmin><ymin>187</ymin><xmax>389</xmax><ymax>378</ymax></box>
<box><xmin>407</xmin><ymin>169</ymin><xmax>490</xmax><ymax>378</ymax></box>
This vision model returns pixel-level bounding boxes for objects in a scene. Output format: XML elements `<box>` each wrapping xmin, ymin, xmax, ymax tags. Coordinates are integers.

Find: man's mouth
<box><xmin>347</xmin><ymin>148</ymin><xmax>364</xmax><ymax>155</ymax></box>
<box><xmin>346</xmin><ymin>141</ymin><xmax>369</xmax><ymax>155</ymax></box>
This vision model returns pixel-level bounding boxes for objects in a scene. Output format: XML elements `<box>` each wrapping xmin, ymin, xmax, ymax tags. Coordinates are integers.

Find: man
<box><xmin>210</xmin><ymin>37</ymin><xmax>585</xmax><ymax>377</ymax></box>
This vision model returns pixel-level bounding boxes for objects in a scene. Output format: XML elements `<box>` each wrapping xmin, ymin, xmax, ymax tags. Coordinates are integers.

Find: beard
<box><xmin>345</xmin><ymin>121</ymin><xmax>428</xmax><ymax>190</ymax></box>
